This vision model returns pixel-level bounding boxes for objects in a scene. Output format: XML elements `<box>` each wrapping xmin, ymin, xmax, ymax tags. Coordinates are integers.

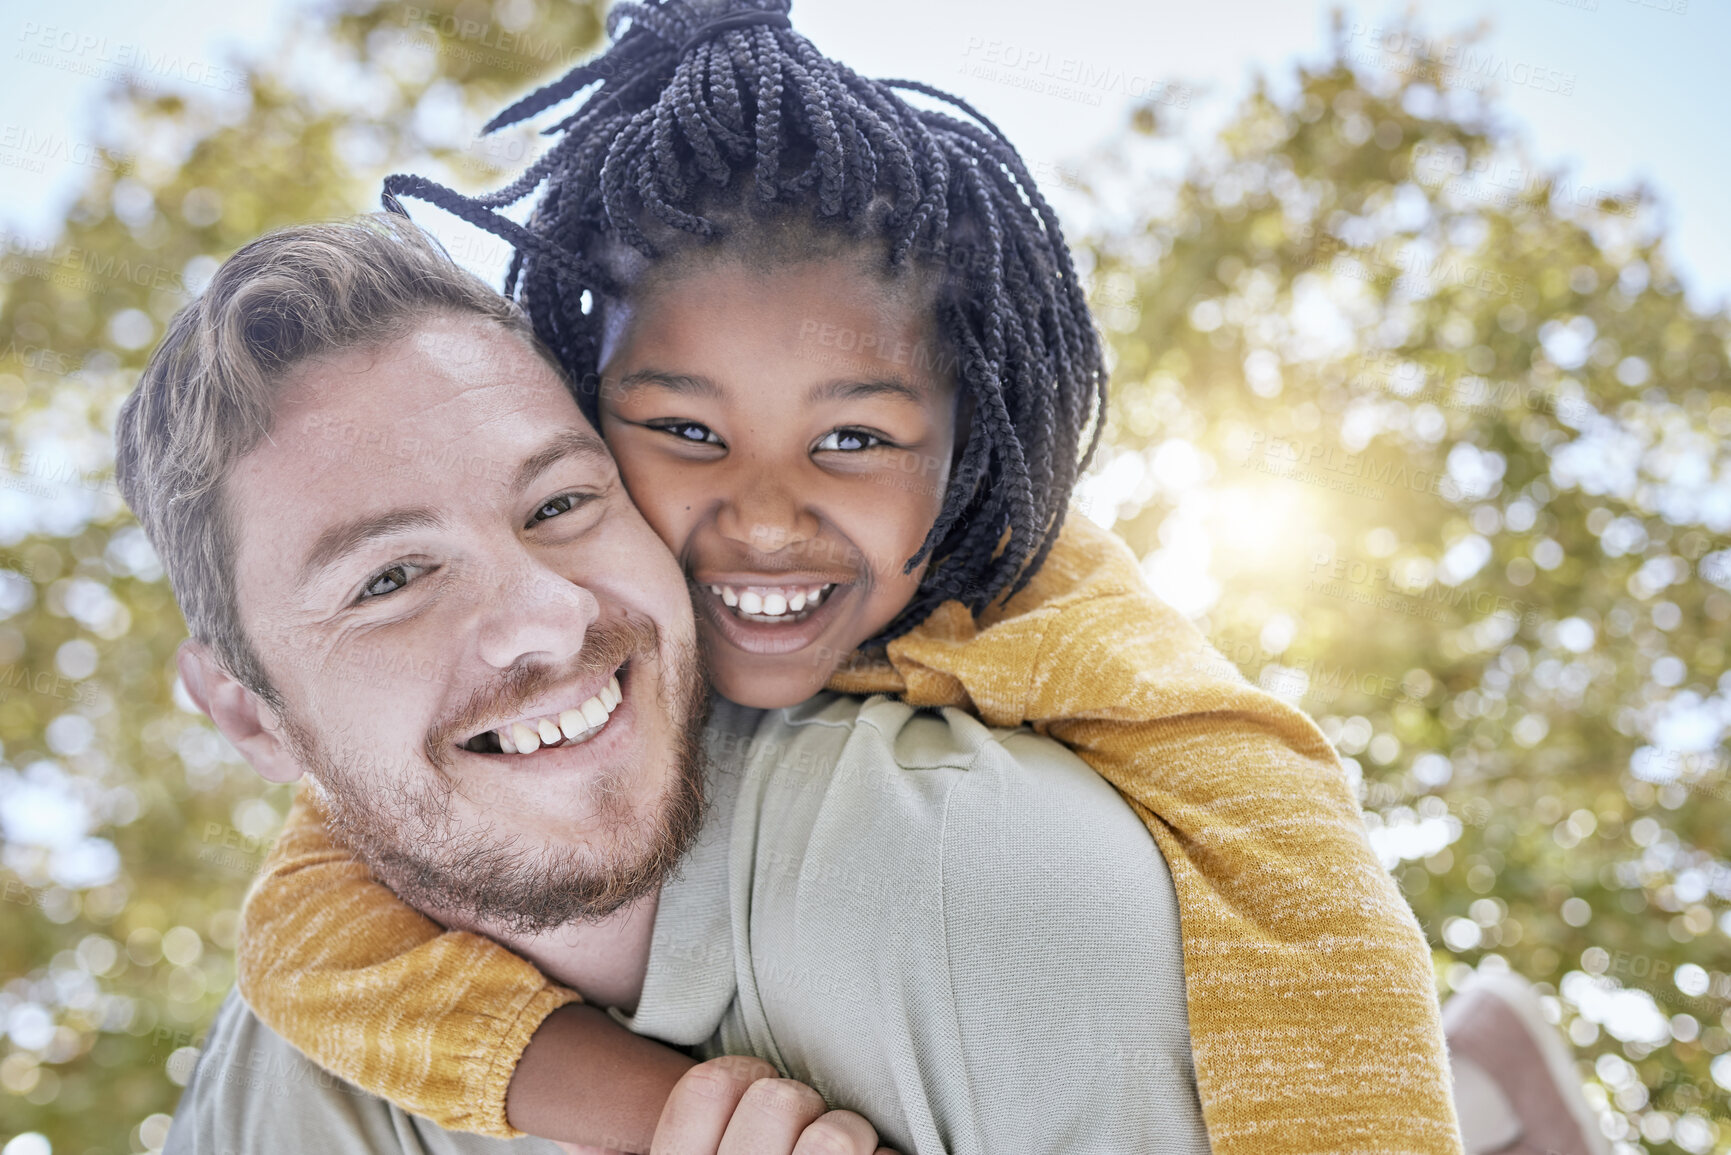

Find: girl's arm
<box><xmin>509</xmin><ymin>1003</ymin><xmax>694</xmax><ymax>1150</ymax></box>
<box><xmin>237</xmin><ymin>793</ymin><xmax>691</xmax><ymax>1146</ymax></box>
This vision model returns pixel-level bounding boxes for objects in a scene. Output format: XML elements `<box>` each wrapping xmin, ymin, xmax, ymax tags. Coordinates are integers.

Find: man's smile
<box><xmin>460</xmin><ymin>666</ymin><xmax>626</xmax><ymax>755</ymax></box>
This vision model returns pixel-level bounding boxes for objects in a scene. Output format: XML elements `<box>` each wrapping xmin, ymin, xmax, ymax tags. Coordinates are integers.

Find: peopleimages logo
<box><xmin>1346</xmin><ymin>24</ymin><xmax>1576</xmax><ymax>97</ymax></box>
<box><xmin>0</xmin><ymin>125</ymin><xmax>124</xmax><ymax>174</ymax></box>
<box><xmin>1</xmin><ymin>233</ymin><xmax>189</xmax><ymax>295</ymax></box>
<box><xmin>957</xmin><ymin>37</ymin><xmax>1191</xmax><ymax>109</ymax></box>
<box><xmin>14</xmin><ymin>22</ymin><xmax>248</xmax><ymax>95</ymax></box>
<box><xmin>1307</xmin><ymin>553</ymin><xmax>1537</xmax><ymax>626</ymax></box>
<box><xmin>394</xmin><ymin>6</ymin><xmax>609</xmax><ymax>77</ymax></box>
<box><xmin>1303</xmin><ymin>233</ymin><xmax>1532</xmax><ymax>300</ymax></box>
<box><xmin>1413</xmin><ymin>144</ymin><xmax>1637</xmax><ymax>219</ymax></box>
<box><xmin>0</xmin><ymin>338</ymin><xmax>80</xmax><ymax>377</ymax></box>
<box><xmin>1233</xmin><ymin>431</ymin><xmax>1482</xmax><ymax>503</ymax></box>
<box><xmin>0</xmin><ymin>664</ymin><xmax>102</xmax><ymax>707</ymax></box>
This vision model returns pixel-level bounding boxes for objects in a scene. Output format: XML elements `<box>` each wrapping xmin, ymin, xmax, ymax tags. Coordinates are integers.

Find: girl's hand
<box><xmin>649</xmin><ymin>1055</ymin><xmax>896</xmax><ymax>1155</ymax></box>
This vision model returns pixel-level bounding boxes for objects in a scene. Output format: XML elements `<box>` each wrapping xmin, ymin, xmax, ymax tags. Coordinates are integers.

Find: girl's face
<box><xmin>596</xmin><ymin>256</ymin><xmax>957</xmax><ymax>709</ymax></box>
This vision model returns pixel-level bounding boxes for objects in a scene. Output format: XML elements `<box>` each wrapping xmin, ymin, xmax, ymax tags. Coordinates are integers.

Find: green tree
<box><xmin>1078</xmin><ymin>16</ymin><xmax>1730</xmax><ymax>1153</ymax></box>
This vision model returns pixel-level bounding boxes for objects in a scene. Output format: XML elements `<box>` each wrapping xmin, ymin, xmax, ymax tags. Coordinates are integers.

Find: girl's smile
<box><xmin>695</xmin><ymin>575</ymin><xmax>854</xmax><ymax>658</ymax></box>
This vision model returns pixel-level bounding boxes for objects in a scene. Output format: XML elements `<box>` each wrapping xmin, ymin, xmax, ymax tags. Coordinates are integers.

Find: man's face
<box><xmin>224</xmin><ymin>313</ymin><xmax>704</xmax><ymax>932</ymax></box>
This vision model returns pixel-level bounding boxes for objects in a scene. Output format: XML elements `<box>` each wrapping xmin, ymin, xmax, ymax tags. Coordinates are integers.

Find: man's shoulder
<box><xmin>164</xmin><ymin>988</ymin><xmax>372</xmax><ymax>1154</ymax></box>
<box><xmin>164</xmin><ymin>989</ymin><xmax>555</xmax><ymax>1155</ymax></box>
<box><xmin>772</xmin><ymin>689</ymin><xmax>1069</xmax><ymax>767</ymax></box>
<box><xmin>738</xmin><ymin>693</ymin><xmax>1204</xmax><ymax>1154</ymax></box>
<box><xmin>760</xmin><ymin>692</ymin><xmax>1164</xmax><ymax>884</ymax></box>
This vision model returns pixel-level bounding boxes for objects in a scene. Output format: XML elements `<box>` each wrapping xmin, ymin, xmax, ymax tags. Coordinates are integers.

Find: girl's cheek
<box><xmin>609</xmin><ymin>452</ymin><xmax>691</xmax><ymax>551</ymax></box>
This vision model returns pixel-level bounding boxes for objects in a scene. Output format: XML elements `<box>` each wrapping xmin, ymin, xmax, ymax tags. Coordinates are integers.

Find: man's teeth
<box><xmin>708</xmin><ymin>583</ymin><xmax>833</xmax><ymax>621</ymax></box>
<box><xmin>491</xmin><ymin>675</ymin><xmax>621</xmax><ymax>756</ymax></box>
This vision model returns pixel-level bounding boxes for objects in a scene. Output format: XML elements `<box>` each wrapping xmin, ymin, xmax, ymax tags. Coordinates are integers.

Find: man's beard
<box><xmin>284</xmin><ymin>614</ymin><xmax>710</xmax><ymax>935</ymax></box>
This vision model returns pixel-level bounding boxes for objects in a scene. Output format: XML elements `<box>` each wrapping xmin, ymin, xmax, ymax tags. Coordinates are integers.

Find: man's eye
<box><xmin>815</xmin><ymin>428</ymin><xmax>887</xmax><ymax>452</ymax></box>
<box><xmin>652</xmin><ymin>421</ymin><xmax>723</xmax><ymax>446</ymax></box>
<box><xmin>529</xmin><ymin>493</ymin><xmax>588</xmax><ymax>526</ymax></box>
<box><xmin>359</xmin><ymin>564</ymin><xmax>417</xmax><ymax>601</ymax></box>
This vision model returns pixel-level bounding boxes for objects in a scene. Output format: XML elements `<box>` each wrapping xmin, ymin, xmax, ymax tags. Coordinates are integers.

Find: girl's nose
<box><xmin>715</xmin><ymin>472</ymin><xmax>822</xmax><ymax>555</ymax></box>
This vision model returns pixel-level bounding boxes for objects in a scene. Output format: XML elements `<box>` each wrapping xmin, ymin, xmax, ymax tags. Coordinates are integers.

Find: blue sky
<box><xmin>2</xmin><ymin>0</ymin><xmax>1727</xmax><ymax>311</ymax></box>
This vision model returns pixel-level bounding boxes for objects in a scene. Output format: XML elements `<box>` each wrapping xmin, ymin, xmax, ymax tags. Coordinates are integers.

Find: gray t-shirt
<box><xmin>167</xmin><ymin>693</ymin><xmax>1208</xmax><ymax>1155</ymax></box>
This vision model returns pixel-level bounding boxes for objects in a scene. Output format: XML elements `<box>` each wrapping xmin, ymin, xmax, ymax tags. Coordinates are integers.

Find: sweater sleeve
<box><xmin>832</xmin><ymin>512</ymin><xmax>1464</xmax><ymax>1155</ymax></box>
<box><xmin>235</xmin><ymin>792</ymin><xmax>579</xmax><ymax>1138</ymax></box>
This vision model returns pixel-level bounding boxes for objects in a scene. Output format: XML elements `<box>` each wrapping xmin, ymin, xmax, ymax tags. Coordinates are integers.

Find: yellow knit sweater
<box><xmin>237</xmin><ymin>514</ymin><xmax>1462</xmax><ymax>1153</ymax></box>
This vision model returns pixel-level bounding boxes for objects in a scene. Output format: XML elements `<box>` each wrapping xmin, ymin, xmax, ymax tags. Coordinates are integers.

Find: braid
<box><xmin>744</xmin><ymin>27</ymin><xmax>785</xmax><ymax>199</ymax></box>
<box><xmin>381</xmin><ymin>0</ymin><xmax>1107</xmax><ymax>644</ymax></box>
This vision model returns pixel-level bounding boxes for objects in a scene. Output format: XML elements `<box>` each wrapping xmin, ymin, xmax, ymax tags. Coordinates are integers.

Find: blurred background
<box><xmin>0</xmin><ymin>0</ymin><xmax>1727</xmax><ymax>1153</ymax></box>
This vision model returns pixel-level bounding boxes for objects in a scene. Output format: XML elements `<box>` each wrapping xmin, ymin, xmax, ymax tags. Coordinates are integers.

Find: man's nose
<box><xmin>714</xmin><ymin>469</ymin><xmax>822</xmax><ymax>556</ymax></box>
<box><xmin>475</xmin><ymin>557</ymin><xmax>600</xmax><ymax>670</ymax></box>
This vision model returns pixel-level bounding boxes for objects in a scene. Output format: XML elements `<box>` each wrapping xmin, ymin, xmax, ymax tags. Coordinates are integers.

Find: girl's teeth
<box><xmin>579</xmin><ymin>698</ymin><xmax>608</xmax><ymax>728</ymax></box>
<box><xmin>512</xmin><ymin>722</ymin><xmax>541</xmax><ymax>754</ymax></box>
<box><xmin>537</xmin><ymin>718</ymin><xmax>561</xmax><ymax>746</ymax></box>
<box><xmin>558</xmin><ymin>708</ymin><xmax>587</xmax><ymax>741</ymax></box>
<box><xmin>712</xmin><ymin>583</ymin><xmax>834</xmax><ymax>620</ymax></box>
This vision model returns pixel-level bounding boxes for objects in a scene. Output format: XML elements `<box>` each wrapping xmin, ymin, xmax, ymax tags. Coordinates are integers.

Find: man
<box><xmin>127</xmin><ymin>217</ymin><xmax>1209</xmax><ymax>1154</ymax></box>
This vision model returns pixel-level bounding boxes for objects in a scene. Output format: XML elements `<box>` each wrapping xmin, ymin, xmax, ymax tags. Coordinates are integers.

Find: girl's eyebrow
<box><xmin>807</xmin><ymin>378</ymin><xmax>928</xmax><ymax>405</ymax></box>
<box><xmin>612</xmin><ymin>369</ymin><xmax>721</xmax><ymax>399</ymax></box>
<box><xmin>611</xmin><ymin>368</ymin><xmax>927</xmax><ymax>406</ymax></box>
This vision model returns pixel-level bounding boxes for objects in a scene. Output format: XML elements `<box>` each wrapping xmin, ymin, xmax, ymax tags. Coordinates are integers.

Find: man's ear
<box><xmin>175</xmin><ymin>640</ymin><xmax>303</xmax><ymax>784</ymax></box>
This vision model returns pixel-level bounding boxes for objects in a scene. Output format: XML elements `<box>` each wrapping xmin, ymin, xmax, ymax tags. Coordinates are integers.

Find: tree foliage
<box><xmin>1080</xmin><ymin>17</ymin><xmax>1730</xmax><ymax>1152</ymax></box>
<box><xmin>0</xmin><ymin>4</ymin><xmax>1725</xmax><ymax>1152</ymax></box>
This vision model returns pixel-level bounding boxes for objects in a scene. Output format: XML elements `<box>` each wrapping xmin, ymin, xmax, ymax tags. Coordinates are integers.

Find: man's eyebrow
<box><xmin>513</xmin><ymin>428</ymin><xmax>612</xmax><ymax>494</ymax></box>
<box><xmin>611</xmin><ymin>369</ymin><xmax>724</xmax><ymax>400</ymax></box>
<box><xmin>806</xmin><ymin>377</ymin><xmax>929</xmax><ymax>406</ymax></box>
<box><xmin>299</xmin><ymin>508</ymin><xmax>445</xmax><ymax>588</ymax></box>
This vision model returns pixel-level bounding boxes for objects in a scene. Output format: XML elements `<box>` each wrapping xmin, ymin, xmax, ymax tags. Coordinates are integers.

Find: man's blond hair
<box><xmin>114</xmin><ymin>214</ymin><xmax>560</xmax><ymax>701</ymax></box>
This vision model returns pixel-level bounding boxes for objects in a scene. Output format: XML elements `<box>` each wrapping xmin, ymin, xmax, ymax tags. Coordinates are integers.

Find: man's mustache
<box><xmin>427</xmin><ymin>613</ymin><xmax>661</xmax><ymax>762</ymax></box>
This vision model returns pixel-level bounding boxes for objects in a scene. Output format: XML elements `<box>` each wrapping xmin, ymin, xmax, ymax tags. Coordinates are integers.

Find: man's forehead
<box><xmin>227</xmin><ymin>316</ymin><xmax>610</xmax><ymax>562</ymax></box>
<box><xmin>282</xmin><ymin>316</ymin><xmax>567</xmax><ymax>415</ymax></box>
<box><xmin>259</xmin><ymin>318</ymin><xmax>590</xmax><ymax>465</ymax></box>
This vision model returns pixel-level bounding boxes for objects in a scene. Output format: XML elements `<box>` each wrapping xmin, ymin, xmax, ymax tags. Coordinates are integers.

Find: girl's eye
<box><xmin>815</xmin><ymin>428</ymin><xmax>887</xmax><ymax>452</ymax></box>
<box><xmin>652</xmin><ymin>421</ymin><xmax>723</xmax><ymax>446</ymax></box>
<box><xmin>359</xmin><ymin>564</ymin><xmax>418</xmax><ymax>602</ymax></box>
<box><xmin>529</xmin><ymin>493</ymin><xmax>587</xmax><ymax>526</ymax></box>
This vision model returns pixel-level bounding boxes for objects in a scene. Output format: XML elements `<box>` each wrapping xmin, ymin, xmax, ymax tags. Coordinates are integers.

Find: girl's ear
<box><xmin>175</xmin><ymin>640</ymin><xmax>303</xmax><ymax>784</ymax></box>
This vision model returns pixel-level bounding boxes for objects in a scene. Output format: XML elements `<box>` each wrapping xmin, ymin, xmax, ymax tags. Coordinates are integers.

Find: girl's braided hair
<box><xmin>383</xmin><ymin>0</ymin><xmax>1106</xmax><ymax>643</ymax></box>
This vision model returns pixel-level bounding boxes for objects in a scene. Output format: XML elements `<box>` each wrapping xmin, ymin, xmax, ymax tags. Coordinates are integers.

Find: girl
<box><xmin>238</xmin><ymin>2</ymin><xmax>1459</xmax><ymax>1152</ymax></box>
